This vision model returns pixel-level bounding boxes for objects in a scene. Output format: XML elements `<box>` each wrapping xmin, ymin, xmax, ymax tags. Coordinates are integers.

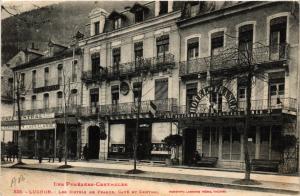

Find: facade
<box><xmin>1</xmin><ymin>1</ymin><xmax>299</xmax><ymax>171</ymax></box>
<box><xmin>1</xmin><ymin>41</ymin><xmax>83</xmax><ymax>159</ymax></box>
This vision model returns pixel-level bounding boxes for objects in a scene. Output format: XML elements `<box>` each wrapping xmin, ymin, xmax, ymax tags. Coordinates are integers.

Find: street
<box><xmin>0</xmin><ymin>168</ymin><xmax>291</xmax><ymax>196</ymax></box>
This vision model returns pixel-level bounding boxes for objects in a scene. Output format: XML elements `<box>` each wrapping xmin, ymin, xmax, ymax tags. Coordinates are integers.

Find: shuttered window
<box><xmin>155</xmin><ymin>78</ymin><xmax>168</xmax><ymax>100</ymax></box>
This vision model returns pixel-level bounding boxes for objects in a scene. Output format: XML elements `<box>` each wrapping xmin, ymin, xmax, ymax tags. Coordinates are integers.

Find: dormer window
<box><xmin>114</xmin><ymin>18</ymin><xmax>122</xmax><ymax>30</ymax></box>
<box><xmin>130</xmin><ymin>3</ymin><xmax>148</xmax><ymax>23</ymax></box>
<box><xmin>94</xmin><ymin>21</ymin><xmax>100</xmax><ymax>35</ymax></box>
<box><xmin>159</xmin><ymin>1</ymin><xmax>168</xmax><ymax>15</ymax></box>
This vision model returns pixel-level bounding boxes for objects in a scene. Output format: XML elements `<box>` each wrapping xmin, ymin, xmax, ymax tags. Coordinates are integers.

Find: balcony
<box><xmin>82</xmin><ymin>54</ymin><xmax>175</xmax><ymax>83</ymax></box>
<box><xmin>14</xmin><ymin>106</ymin><xmax>81</xmax><ymax>117</ymax></box>
<box><xmin>81</xmin><ymin>98</ymin><xmax>177</xmax><ymax>117</ymax></box>
<box><xmin>179</xmin><ymin>44</ymin><xmax>289</xmax><ymax>78</ymax></box>
<box><xmin>178</xmin><ymin>98</ymin><xmax>297</xmax><ymax>115</ymax></box>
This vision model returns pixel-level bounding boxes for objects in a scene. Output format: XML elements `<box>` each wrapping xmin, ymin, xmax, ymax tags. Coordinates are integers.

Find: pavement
<box><xmin>1</xmin><ymin>158</ymin><xmax>299</xmax><ymax>195</ymax></box>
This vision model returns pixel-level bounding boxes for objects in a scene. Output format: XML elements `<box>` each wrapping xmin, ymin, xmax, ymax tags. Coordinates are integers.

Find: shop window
<box><xmin>91</xmin><ymin>52</ymin><xmax>100</xmax><ymax>76</ymax></box>
<box><xmin>44</xmin><ymin>67</ymin><xmax>49</xmax><ymax>86</ymax></box>
<box><xmin>156</xmin><ymin>35</ymin><xmax>169</xmax><ymax>56</ymax></box>
<box><xmin>159</xmin><ymin>1</ymin><xmax>168</xmax><ymax>15</ymax></box>
<box><xmin>238</xmin><ymin>24</ymin><xmax>253</xmax><ymax>62</ymax></box>
<box><xmin>43</xmin><ymin>93</ymin><xmax>49</xmax><ymax>109</ymax></box>
<box><xmin>57</xmin><ymin>91</ymin><xmax>63</xmax><ymax>108</ymax></box>
<box><xmin>94</xmin><ymin>21</ymin><xmax>100</xmax><ymax>35</ymax></box>
<box><xmin>202</xmin><ymin>127</ymin><xmax>219</xmax><ymax>157</ymax></box>
<box><xmin>31</xmin><ymin>95</ymin><xmax>36</xmax><ymax>110</ymax></box>
<box><xmin>72</xmin><ymin>60</ymin><xmax>78</xmax><ymax>82</ymax></box>
<box><xmin>259</xmin><ymin>126</ymin><xmax>281</xmax><ymax>160</ymax></box>
<box><xmin>270</xmin><ymin>16</ymin><xmax>287</xmax><ymax>59</ymax></box>
<box><xmin>57</xmin><ymin>64</ymin><xmax>63</xmax><ymax>85</ymax></box>
<box><xmin>222</xmin><ymin>127</ymin><xmax>241</xmax><ymax>160</ymax></box>
<box><xmin>186</xmin><ymin>83</ymin><xmax>197</xmax><ymax>112</ymax></box>
<box><xmin>112</xmin><ymin>48</ymin><xmax>121</xmax><ymax>73</ymax></box>
<box><xmin>211</xmin><ymin>31</ymin><xmax>224</xmax><ymax>56</ymax></box>
<box><xmin>32</xmin><ymin>70</ymin><xmax>36</xmax><ymax>89</ymax></box>
<box><xmin>248</xmin><ymin>127</ymin><xmax>256</xmax><ymax>160</ymax></box>
<box><xmin>187</xmin><ymin>37</ymin><xmax>199</xmax><ymax>61</ymax></box>
<box><xmin>90</xmin><ymin>88</ymin><xmax>99</xmax><ymax>113</ymax></box>
<box><xmin>155</xmin><ymin>78</ymin><xmax>168</xmax><ymax>100</ymax></box>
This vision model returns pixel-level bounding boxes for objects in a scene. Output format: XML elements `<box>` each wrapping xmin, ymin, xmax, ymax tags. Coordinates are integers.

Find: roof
<box><xmin>12</xmin><ymin>48</ymin><xmax>82</xmax><ymax>71</ymax></box>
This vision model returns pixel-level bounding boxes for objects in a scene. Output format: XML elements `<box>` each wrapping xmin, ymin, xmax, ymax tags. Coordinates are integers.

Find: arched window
<box><xmin>31</xmin><ymin>95</ymin><xmax>36</xmax><ymax>110</ymax></box>
<box><xmin>57</xmin><ymin>64</ymin><xmax>63</xmax><ymax>85</ymax></box>
<box><xmin>70</xmin><ymin>89</ymin><xmax>78</xmax><ymax>106</ymax></box>
<box><xmin>57</xmin><ymin>91</ymin><xmax>63</xmax><ymax>108</ymax></box>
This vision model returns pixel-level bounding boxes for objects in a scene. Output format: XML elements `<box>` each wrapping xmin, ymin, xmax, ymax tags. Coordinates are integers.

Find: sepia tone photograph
<box><xmin>1</xmin><ymin>0</ymin><xmax>299</xmax><ymax>195</ymax></box>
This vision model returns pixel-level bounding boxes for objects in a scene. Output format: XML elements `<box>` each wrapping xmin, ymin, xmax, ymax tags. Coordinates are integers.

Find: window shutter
<box><xmin>155</xmin><ymin>79</ymin><xmax>168</xmax><ymax>100</ymax></box>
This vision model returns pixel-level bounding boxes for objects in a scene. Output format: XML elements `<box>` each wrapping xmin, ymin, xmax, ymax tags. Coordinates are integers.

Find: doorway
<box><xmin>183</xmin><ymin>129</ymin><xmax>197</xmax><ymax>165</ymax></box>
<box><xmin>88</xmin><ymin>126</ymin><xmax>100</xmax><ymax>159</ymax></box>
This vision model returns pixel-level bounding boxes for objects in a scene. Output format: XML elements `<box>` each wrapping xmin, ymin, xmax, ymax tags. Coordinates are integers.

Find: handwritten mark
<box><xmin>10</xmin><ymin>175</ymin><xmax>25</xmax><ymax>187</ymax></box>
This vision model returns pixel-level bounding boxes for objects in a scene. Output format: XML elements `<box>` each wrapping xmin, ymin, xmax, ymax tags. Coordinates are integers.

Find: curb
<box><xmin>9</xmin><ymin>165</ymin><xmax>299</xmax><ymax>195</ymax></box>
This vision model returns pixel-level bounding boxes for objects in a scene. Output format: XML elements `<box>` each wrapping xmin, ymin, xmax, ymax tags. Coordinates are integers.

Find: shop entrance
<box><xmin>183</xmin><ymin>129</ymin><xmax>197</xmax><ymax>165</ymax></box>
<box><xmin>88</xmin><ymin>126</ymin><xmax>100</xmax><ymax>159</ymax></box>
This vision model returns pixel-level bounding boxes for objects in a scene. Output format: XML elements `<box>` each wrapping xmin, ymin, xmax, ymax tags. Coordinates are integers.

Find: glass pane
<box><xmin>222</xmin><ymin>128</ymin><xmax>231</xmax><ymax>159</ymax></box>
<box><xmin>259</xmin><ymin>126</ymin><xmax>270</xmax><ymax>159</ymax></box>
<box><xmin>231</xmin><ymin>127</ymin><xmax>241</xmax><ymax>160</ymax></box>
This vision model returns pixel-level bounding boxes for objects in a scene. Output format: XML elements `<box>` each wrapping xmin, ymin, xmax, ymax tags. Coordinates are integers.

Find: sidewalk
<box><xmin>2</xmin><ymin>159</ymin><xmax>299</xmax><ymax>195</ymax></box>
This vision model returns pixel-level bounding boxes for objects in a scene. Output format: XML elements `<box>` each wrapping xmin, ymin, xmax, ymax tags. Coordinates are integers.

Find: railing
<box><xmin>14</xmin><ymin>106</ymin><xmax>81</xmax><ymax>116</ymax></box>
<box><xmin>82</xmin><ymin>54</ymin><xmax>175</xmax><ymax>83</ymax></box>
<box><xmin>179</xmin><ymin>44</ymin><xmax>289</xmax><ymax>76</ymax></box>
<box><xmin>178</xmin><ymin>98</ymin><xmax>297</xmax><ymax>114</ymax></box>
<box><xmin>81</xmin><ymin>98</ymin><xmax>177</xmax><ymax>117</ymax></box>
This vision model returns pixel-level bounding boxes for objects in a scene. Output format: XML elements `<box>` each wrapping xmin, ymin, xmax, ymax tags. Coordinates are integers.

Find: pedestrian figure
<box><xmin>83</xmin><ymin>144</ymin><xmax>89</xmax><ymax>161</ymax></box>
<box><xmin>48</xmin><ymin>147</ymin><xmax>54</xmax><ymax>163</ymax></box>
<box><xmin>192</xmin><ymin>150</ymin><xmax>201</xmax><ymax>165</ymax></box>
<box><xmin>38</xmin><ymin>147</ymin><xmax>43</xmax><ymax>163</ymax></box>
<box><xmin>58</xmin><ymin>145</ymin><xmax>63</xmax><ymax>162</ymax></box>
<box><xmin>12</xmin><ymin>143</ymin><xmax>19</xmax><ymax>162</ymax></box>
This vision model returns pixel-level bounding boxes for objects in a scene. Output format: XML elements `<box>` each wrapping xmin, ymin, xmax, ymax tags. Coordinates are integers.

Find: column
<box><xmin>34</xmin><ymin>130</ymin><xmax>38</xmax><ymax>158</ymax></box>
<box><xmin>178</xmin><ymin>128</ymin><xmax>183</xmax><ymax>165</ymax></box>
<box><xmin>54</xmin><ymin>126</ymin><xmax>57</xmax><ymax>158</ymax></box>
<box><xmin>218</xmin><ymin>127</ymin><xmax>222</xmax><ymax>160</ymax></box>
<box><xmin>196</xmin><ymin>128</ymin><xmax>202</xmax><ymax>154</ymax></box>
<box><xmin>255</xmin><ymin>126</ymin><xmax>260</xmax><ymax>159</ymax></box>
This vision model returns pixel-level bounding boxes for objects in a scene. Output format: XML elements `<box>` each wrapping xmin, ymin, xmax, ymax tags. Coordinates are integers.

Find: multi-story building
<box><xmin>79</xmin><ymin>1</ymin><xmax>184</xmax><ymax>161</ymax></box>
<box><xmin>176</xmin><ymin>1</ymin><xmax>299</xmax><ymax>169</ymax></box>
<box><xmin>1</xmin><ymin>40</ymin><xmax>83</xmax><ymax>159</ymax></box>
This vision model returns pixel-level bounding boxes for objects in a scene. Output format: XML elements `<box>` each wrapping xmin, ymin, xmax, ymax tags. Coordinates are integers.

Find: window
<box><xmin>111</xmin><ymin>85</ymin><xmax>119</xmax><ymax>105</ymax></box>
<box><xmin>32</xmin><ymin>70</ymin><xmax>36</xmax><ymax>89</ymax></box>
<box><xmin>90</xmin><ymin>88</ymin><xmax>99</xmax><ymax>113</ymax></box>
<box><xmin>20</xmin><ymin>73</ymin><xmax>25</xmax><ymax>90</ymax></box>
<box><xmin>269</xmin><ymin>72</ymin><xmax>285</xmax><ymax>107</ymax></box>
<box><xmin>222</xmin><ymin>127</ymin><xmax>241</xmax><ymax>160</ymax></box>
<box><xmin>20</xmin><ymin>97</ymin><xmax>25</xmax><ymax>110</ymax></box>
<box><xmin>133</xmin><ymin>82</ymin><xmax>142</xmax><ymax>103</ymax></box>
<box><xmin>94</xmin><ymin>21</ymin><xmax>100</xmax><ymax>35</ymax></box>
<box><xmin>114</xmin><ymin>18</ymin><xmax>122</xmax><ymax>30</ymax></box>
<box><xmin>57</xmin><ymin>92</ymin><xmax>63</xmax><ymax>108</ymax></box>
<box><xmin>237</xmin><ymin>77</ymin><xmax>247</xmax><ymax>110</ymax></box>
<box><xmin>134</xmin><ymin>42</ymin><xmax>143</xmax><ymax>68</ymax></box>
<box><xmin>155</xmin><ymin>78</ymin><xmax>168</xmax><ymax>100</ymax></box>
<box><xmin>187</xmin><ymin>37</ymin><xmax>199</xmax><ymax>60</ymax></box>
<box><xmin>159</xmin><ymin>1</ymin><xmax>168</xmax><ymax>15</ymax></box>
<box><xmin>91</xmin><ymin>53</ymin><xmax>100</xmax><ymax>75</ymax></box>
<box><xmin>72</xmin><ymin>60</ymin><xmax>78</xmax><ymax>82</ymax></box>
<box><xmin>31</xmin><ymin>95</ymin><xmax>36</xmax><ymax>110</ymax></box>
<box><xmin>156</xmin><ymin>35</ymin><xmax>169</xmax><ymax>56</ymax></box>
<box><xmin>44</xmin><ymin>67</ymin><xmax>49</xmax><ymax>86</ymax></box>
<box><xmin>190</xmin><ymin>2</ymin><xmax>200</xmax><ymax>17</ymax></box>
<box><xmin>43</xmin><ymin>93</ymin><xmax>49</xmax><ymax>109</ymax></box>
<box><xmin>70</xmin><ymin>89</ymin><xmax>78</xmax><ymax>106</ymax></box>
<box><xmin>211</xmin><ymin>31</ymin><xmax>224</xmax><ymax>56</ymax></box>
<box><xmin>260</xmin><ymin>126</ymin><xmax>281</xmax><ymax>160</ymax></box>
<box><xmin>112</xmin><ymin>48</ymin><xmax>121</xmax><ymax>73</ymax></box>
<box><xmin>135</xmin><ymin>10</ymin><xmax>144</xmax><ymax>23</ymax></box>
<box><xmin>8</xmin><ymin>78</ymin><xmax>13</xmax><ymax>97</ymax></box>
<box><xmin>238</xmin><ymin>24</ymin><xmax>253</xmax><ymax>61</ymax></box>
<box><xmin>186</xmin><ymin>83</ymin><xmax>197</xmax><ymax>111</ymax></box>
<box><xmin>270</xmin><ymin>17</ymin><xmax>287</xmax><ymax>59</ymax></box>
<box><xmin>57</xmin><ymin>64</ymin><xmax>63</xmax><ymax>85</ymax></box>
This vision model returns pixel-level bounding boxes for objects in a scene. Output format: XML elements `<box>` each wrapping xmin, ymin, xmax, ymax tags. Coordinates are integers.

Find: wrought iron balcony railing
<box><xmin>82</xmin><ymin>54</ymin><xmax>175</xmax><ymax>83</ymax></box>
<box><xmin>178</xmin><ymin>98</ymin><xmax>296</xmax><ymax>114</ymax></box>
<box><xmin>81</xmin><ymin>98</ymin><xmax>177</xmax><ymax>117</ymax></box>
<box><xmin>179</xmin><ymin>43</ymin><xmax>289</xmax><ymax>77</ymax></box>
<box><xmin>13</xmin><ymin>106</ymin><xmax>81</xmax><ymax>117</ymax></box>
